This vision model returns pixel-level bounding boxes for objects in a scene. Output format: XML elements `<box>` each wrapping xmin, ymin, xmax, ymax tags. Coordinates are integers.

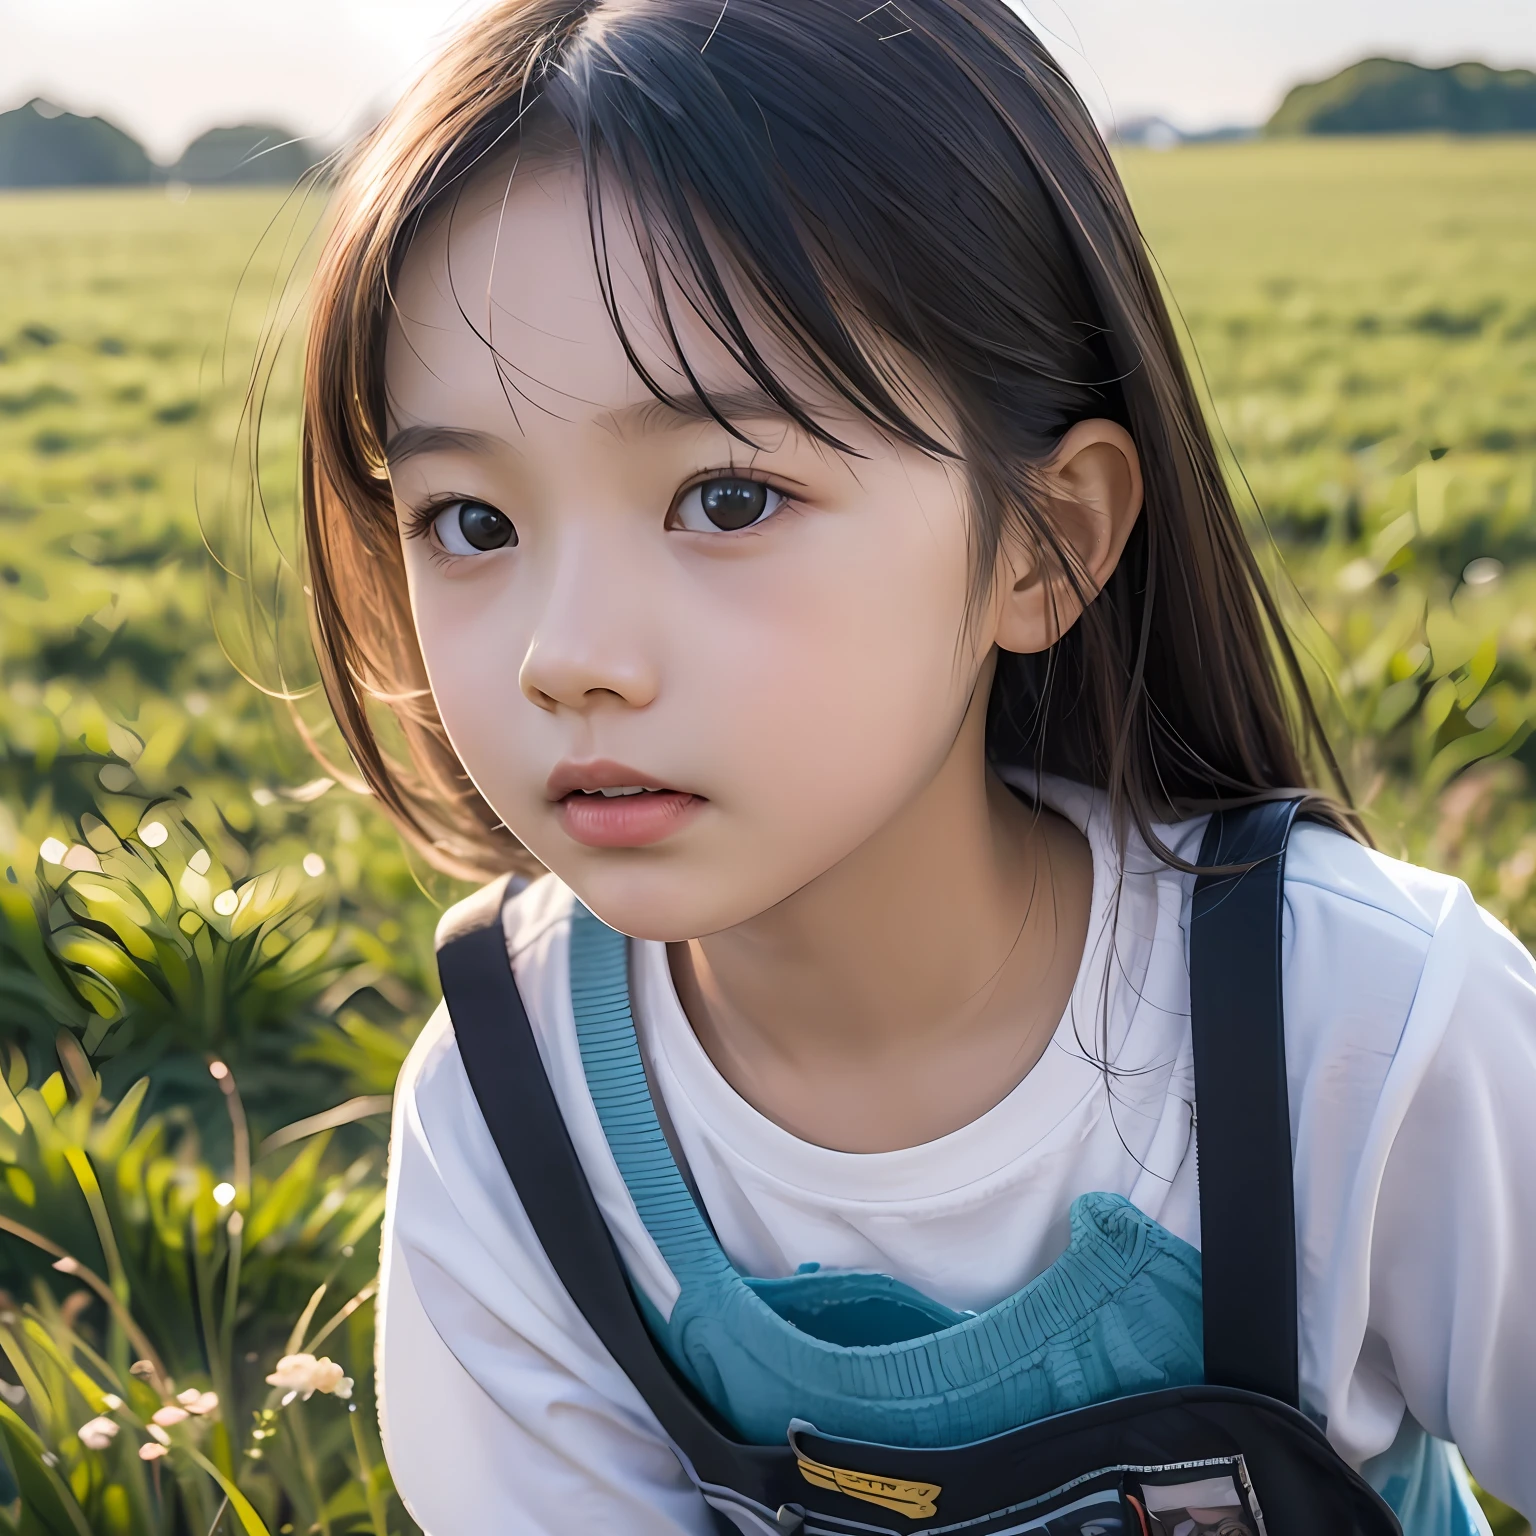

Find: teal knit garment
<box><xmin>569</xmin><ymin>902</ymin><xmax>1203</xmax><ymax>1448</ymax></box>
<box><xmin>568</xmin><ymin>902</ymin><xmax>1489</xmax><ymax>1535</ymax></box>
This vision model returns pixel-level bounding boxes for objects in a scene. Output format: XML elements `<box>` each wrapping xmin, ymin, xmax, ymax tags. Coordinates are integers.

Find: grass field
<box><xmin>0</xmin><ymin>138</ymin><xmax>1533</xmax><ymax>1531</ymax></box>
<box><xmin>0</xmin><ymin>188</ymin><xmax>433</xmax><ymax>1534</ymax></box>
<box><xmin>1123</xmin><ymin>138</ymin><xmax>1536</xmax><ymax>932</ymax></box>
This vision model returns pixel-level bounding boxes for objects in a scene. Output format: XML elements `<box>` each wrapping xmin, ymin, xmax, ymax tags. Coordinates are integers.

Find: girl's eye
<box><xmin>431</xmin><ymin>499</ymin><xmax>517</xmax><ymax>555</ymax></box>
<box><xmin>671</xmin><ymin>476</ymin><xmax>786</xmax><ymax>533</ymax></box>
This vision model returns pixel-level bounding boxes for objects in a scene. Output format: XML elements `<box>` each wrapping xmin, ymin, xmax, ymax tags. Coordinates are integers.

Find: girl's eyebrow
<box><xmin>385</xmin><ymin>424</ymin><xmax>505</xmax><ymax>466</ymax></box>
<box><xmin>386</xmin><ymin>386</ymin><xmax>830</xmax><ymax>466</ymax></box>
<box><xmin>600</xmin><ymin>386</ymin><xmax>819</xmax><ymax>439</ymax></box>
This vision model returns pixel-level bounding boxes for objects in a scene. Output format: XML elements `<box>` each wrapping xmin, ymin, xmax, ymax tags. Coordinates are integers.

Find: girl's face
<box><xmin>386</xmin><ymin>161</ymin><xmax>997</xmax><ymax>940</ymax></box>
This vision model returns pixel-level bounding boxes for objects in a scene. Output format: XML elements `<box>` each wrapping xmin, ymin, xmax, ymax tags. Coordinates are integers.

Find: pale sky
<box><xmin>2</xmin><ymin>0</ymin><xmax>1532</xmax><ymax>162</ymax></box>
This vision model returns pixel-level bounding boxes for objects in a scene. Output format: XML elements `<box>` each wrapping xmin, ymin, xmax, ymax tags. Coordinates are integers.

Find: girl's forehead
<box><xmin>386</xmin><ymin>160</ymin><xmax>688</xmax><ymax>430</ymax></box>
<box><xmin>383</xmin><ymin>157</ymin><xmax>944</xmax><ymax>457</ymax></box>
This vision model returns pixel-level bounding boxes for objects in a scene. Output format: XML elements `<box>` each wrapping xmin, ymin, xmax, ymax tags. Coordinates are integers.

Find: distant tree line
<box><xmin>0</xmin><ymin>99</ymin><xmax>322</xmax><ymax>188</ymax></box>
<box><xmin>5</xmin><ymin>52</ymin><xmax>1535</xmax><ymax>185</ymax></box>
<box><xmin>1269</xmin><ymin>58</ymin><xmax>1536</xmax><ymax>135</ymax></box>
<box><xmin>1113</xmin><ymin>55</ymin><xmax>1536</xmax><ymax>148</ymax></box>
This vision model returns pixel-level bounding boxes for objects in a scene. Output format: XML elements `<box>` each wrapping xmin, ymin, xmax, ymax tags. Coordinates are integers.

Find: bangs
<box><xmin>409</xmin><ymin>0</ymin><xmax>1116</xmax><ymax>462</ymax></box>
<box><xmin>549</xmin><ymin>6</ymin><xmax>968</xmax><ymax>463</ymax></box>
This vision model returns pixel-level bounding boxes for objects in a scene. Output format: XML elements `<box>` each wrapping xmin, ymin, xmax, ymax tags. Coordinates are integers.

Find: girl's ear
<box><xmin>991</xmin><ymin>418</ymin><xmax>1144</xmax><ymax>655</ymax></box>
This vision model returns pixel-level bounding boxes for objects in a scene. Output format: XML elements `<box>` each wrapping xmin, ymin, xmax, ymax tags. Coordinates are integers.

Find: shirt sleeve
<box><xmin>377</xmin><ymin>1007</ymin><xmax>713</xmax><ymax>1536</ymax></box>
<box><xmin>1283</xmin><ymin>833</ymin><xmax>1536</xmax><ymax>1521</ymax></box>
<box><xmin>1364</xmin><ymin>903</ymin><xmax>1536</xmax><ymax>1518</ymax></box>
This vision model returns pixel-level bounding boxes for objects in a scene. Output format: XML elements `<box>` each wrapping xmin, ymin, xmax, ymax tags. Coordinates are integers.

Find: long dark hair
<box><xmin>299</xmin><ymin>0</ymin><xmax>1355</xmax><ymax>879</ymax></box>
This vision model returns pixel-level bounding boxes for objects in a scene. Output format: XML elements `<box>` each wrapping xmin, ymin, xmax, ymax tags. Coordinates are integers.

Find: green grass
<box><xmin>1121</xmin><ymin>138</ymin><xmax>1536</xmax><ymax>939</ymax></box>
<box><xmin>0</xmin><ymin>187</ymin><xmax>435</xmax><ymax>1532</ymax></box>
<box><xmin>0</xmin><ymin>186</ymin><xmax>446</xmax><ymax>1107</ymax></box>
<box><xmin>0</xmin><ymin>142</ymin><xmax>1533</xmax><ymax>1530</ymax></box>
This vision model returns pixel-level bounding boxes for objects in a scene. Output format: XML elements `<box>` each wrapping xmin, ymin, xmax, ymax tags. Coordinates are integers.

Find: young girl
<box><xmin>295</xmin><ymin>1</ymin><xmax>1534</xmax><ymax>1531</ymax></box>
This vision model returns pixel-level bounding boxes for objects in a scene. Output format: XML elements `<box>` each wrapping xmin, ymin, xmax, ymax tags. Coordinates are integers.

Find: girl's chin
<box><xmin>554</xmin><ymin>859</ymin><xmax>781</xmax><ymax>947</ymax></box>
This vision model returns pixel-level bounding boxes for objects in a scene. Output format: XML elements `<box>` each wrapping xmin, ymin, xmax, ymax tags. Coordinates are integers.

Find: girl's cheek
<box><xmin>745</xmin><ymin>581</ymin><xmax>968</xmax><ymax>814</ymax></box>
<box><xmin>404</xmin><ymin>557</ymin><xmax>540</xmax><ymax>784</ymax></box>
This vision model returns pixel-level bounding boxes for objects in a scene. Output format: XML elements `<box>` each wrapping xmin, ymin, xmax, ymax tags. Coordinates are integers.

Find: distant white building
<box><xmin>1109</xmin><ymin>115</ymin><xmax>1184</xmax><ymax>149</ymax></box>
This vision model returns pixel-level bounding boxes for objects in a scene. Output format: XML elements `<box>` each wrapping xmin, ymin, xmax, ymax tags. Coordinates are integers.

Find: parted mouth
<box><xmin>545</xmin><ymin>759</ymin><xmax>700</xmax><ymax>802</ymax></box>
<box><xmin>549</xmin><ymin>760</ymin><xmax>707</xmax><ymax>849</ymax></box>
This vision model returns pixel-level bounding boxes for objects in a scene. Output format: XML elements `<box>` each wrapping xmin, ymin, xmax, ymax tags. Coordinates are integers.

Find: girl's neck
<box><xmin>668</xmin><ymin>682</ymin><xmax>1094</xmax><ymax>1153</ymax></box>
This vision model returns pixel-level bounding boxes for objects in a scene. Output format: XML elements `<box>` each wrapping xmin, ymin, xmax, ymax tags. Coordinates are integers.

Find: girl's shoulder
<box><xmin>1028</xmin><ymin>768</ymin><xmax>1477</xmax><ymax>950</ymax></box>
<box><xmin>1219</xmin><ymin>819</ymin><xmax>1536</xmax><ymax>1173</ymax></box>
<box><xmin>401</xmin><ymin>873</ymin><xmax>579</xmax><ymax>1106</ymax></box>
<box><xmin>1276</xmin><ymin>818</ymin><xmax>1531</xmax><ymax>1020</ymax></box>
<box><xmin>1120</xmin><ymin>777</ymin><xmax>1529</xmax><ymax>1097</ymax></box>
<box><xmin>1281</xmin><ymin>819</ymin><xmax>1469</xmax><ymax>942</ymax></box>
<box><xmin>1048</xmin><ymin>767</ymin><xmax>1517</xmax><ymax>1013</ymax></box>
<box><xmin>432</xmin><ymin>868</ymin><xmax>575</xmax><ymax>960</ymax></box>
<box><xmin>1129</xmin><ymin>779</ymin><xmax>1498</xmax><ymax>962</ymax></box>
<box><xmin>1270</xmin><ymin>822</ymin><xmax>1509</xmax><ymax>1086</ymax></box>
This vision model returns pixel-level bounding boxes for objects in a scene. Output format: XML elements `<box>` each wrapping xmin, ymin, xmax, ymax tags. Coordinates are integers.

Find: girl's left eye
<box><xmin>671</xmin><ymin>476</ymin><xmax>786</xmax><ymax>533</ymax></box>
<box><xmin>430</xmin><ymin>499</ymin><xmax>517</xmax><ymax>555</ymax></box>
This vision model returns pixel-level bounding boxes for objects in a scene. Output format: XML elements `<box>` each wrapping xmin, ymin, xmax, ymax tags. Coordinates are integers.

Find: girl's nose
<box><xmin>517</xmin><ymin>560</ymin><xmax>660</xmax><ymax>715</ymax></box>
<box><xmin>519</xmin><ymin>636</ymin><xmax>659</xmax><ymax>713</ymax></box>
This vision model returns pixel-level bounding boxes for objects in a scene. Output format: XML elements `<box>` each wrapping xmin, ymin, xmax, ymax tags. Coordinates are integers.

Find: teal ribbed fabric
<box><xmin>569</xmin><ymin>903</ymin><xmax>1204</xmax><ymax>1448</ymax></box>
<box><xmin>568</xmin><ymin>901</ymin><xmax>1489</xmax><ymax>1536</ymax></box>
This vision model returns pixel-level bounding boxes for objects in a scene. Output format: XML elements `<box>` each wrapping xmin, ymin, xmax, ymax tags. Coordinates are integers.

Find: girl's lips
<box><xmin>557</xmin><ymin>789</ymin><xmax>703</xmax><ymax>848</ymax></box>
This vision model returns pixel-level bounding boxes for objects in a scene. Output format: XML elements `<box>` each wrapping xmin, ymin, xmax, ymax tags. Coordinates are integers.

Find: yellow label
<box><xmin>794</xmin><ymin>1452</ymin><xmax>941</xmax><ymax>1519</ymax></box>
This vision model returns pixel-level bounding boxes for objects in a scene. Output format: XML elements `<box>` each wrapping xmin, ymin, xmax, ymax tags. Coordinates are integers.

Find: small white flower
<box><xmin>139</xmin><ymin>1441</ymin><xmax>168</xmax><ymax>1461</ymax></box>
<box><xmin>265</xmin><ymin>1353</ymin><xmax>353</xmax><ymax>1401</ymax></box>
<box><xmin>100</xmin><ymin>1393</ymin><xmax>123</xmax><ymax>1411</ymax></box>
<box><xmin>177</xmin><ymin>1389</ymin><xmax>219</xmax><ymax>1415</ymax></box>
<box><xmin>78</xmin><ymin>1417</ymin><xmax>119</xmax><ymax>1450</ymax></box>
<box><xmin>147</xmin><ymin>1423</ymin><xmax>171</xmax><ymax>1445</ymax></box>
<box><xmin>213</xmin><ymin>1181</ymin><xmax>236</xmax><ymax>1207</ymax></box>
<box><xmin>151</xmin><ymin>1405</ymin><xmax>188</xmax><ymax>1427</ymax></box>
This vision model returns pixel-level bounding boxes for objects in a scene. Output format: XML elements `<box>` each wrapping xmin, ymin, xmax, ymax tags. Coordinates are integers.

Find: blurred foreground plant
<box><xmin>1</xmin><ymin>790</ymin><xmax>426</xmax><ymax>1134</ymax></box>
<box><xmin>0</xmin><ymin>1051</ymin><xmax>414</xmax><ymax>1534</ymax></box>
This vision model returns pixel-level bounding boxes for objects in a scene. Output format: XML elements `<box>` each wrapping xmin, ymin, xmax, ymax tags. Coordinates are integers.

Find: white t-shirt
<box><xmin>377</xmin><ymin>775</ymin><xmax>1536</xmax><ymax>1534</ymax></box>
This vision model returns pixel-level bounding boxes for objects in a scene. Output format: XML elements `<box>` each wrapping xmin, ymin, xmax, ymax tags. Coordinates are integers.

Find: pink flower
<box><xmin>265</xmin><ymin>1353</ymin><xmax>353</xmax><ymax>1401</ymax></box>
<box><xmin>77</xmin><ymin>1417</ymin><xmax>118</xmax><ymax>1451</ymax></box>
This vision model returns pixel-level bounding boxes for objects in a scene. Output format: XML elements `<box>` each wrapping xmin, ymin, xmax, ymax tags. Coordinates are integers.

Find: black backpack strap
<box><xmin>1190</xmin><ymin>798</ymin><xmax>1305</xmax><ymax>1408</ymax></box>
<box><xmin>435</xmin><ymin>882</ymin><xmax>770</xmax><ymax>1510</ymax></box>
